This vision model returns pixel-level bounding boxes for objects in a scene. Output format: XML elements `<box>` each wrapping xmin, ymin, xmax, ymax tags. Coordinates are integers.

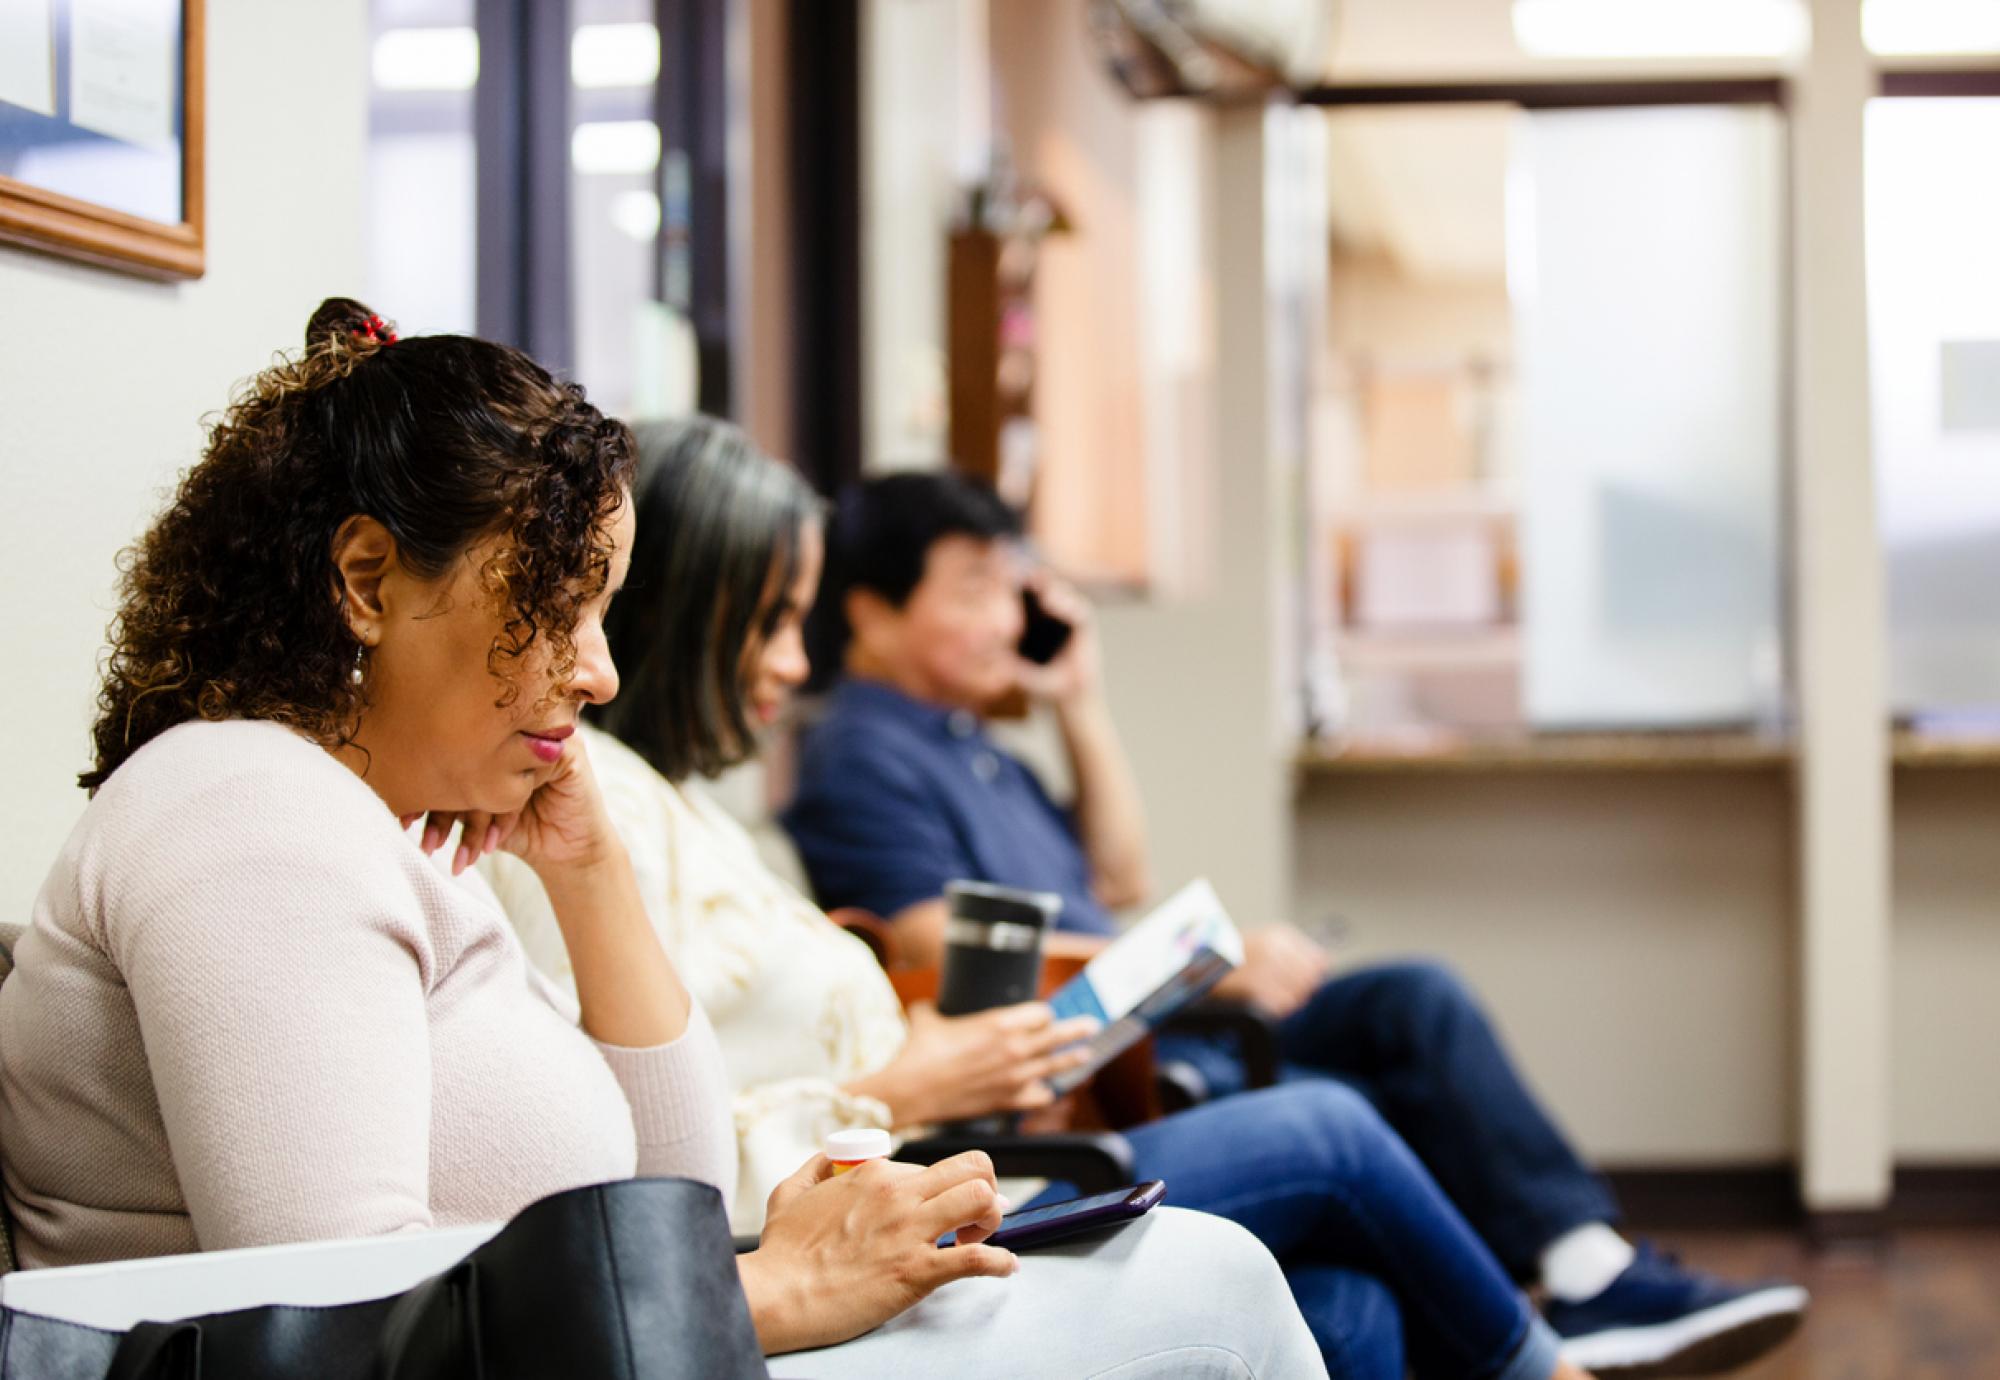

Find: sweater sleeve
<box><xmin>98</xmin><ymin>763</ymin><xmax>439</xmax><ymax>1252</ymax></box>
<box><xmin>464</xmin><ymin>862</ymin><xmax>737</xmax><ymax>1201</ymax></box>
<box><xmin>573</xmin><ymin>992</ymin><xmax>738</xmax><ymax>1197</ymax></box>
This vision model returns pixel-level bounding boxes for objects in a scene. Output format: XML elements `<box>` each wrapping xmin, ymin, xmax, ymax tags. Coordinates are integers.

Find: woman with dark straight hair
<box><xmin>593</xmin><ymin>420</ymin><xmax>826</xmax><ymax>782</ymax></box>
<box><xmin>0</xmin><ymin>308</ymin><xmax>1318</xmax><ymax>1376</ymax></box>
<box><xmin>489</xmin><ymin>416</ymin><xmax>1594</xmax><ymax>1380</ymax></box>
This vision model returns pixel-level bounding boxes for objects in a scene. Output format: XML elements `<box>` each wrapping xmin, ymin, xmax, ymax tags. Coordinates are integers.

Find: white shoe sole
<box><xmin>1560</xmin><ymin>1285</ymin><xmax>1810</xmax><ymax>1378</ymax></box>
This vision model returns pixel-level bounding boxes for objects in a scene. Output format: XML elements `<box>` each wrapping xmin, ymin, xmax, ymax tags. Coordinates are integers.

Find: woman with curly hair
<box><xmin>0</xmin><ymin>300</ymin><xmax>1322</xmax><ymax>1376</ymax></box>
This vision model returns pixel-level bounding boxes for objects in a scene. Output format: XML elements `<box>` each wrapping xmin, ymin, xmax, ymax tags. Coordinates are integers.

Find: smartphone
<box><xmin>1019</xmin><ymin>587</ymin><xmax>1075</xmax><ymax>665</ymax></box>
<box><xmin>978</xmin><ymin>1181</ymin><xmax>1166</xmax><ymax>1252</ymax></box>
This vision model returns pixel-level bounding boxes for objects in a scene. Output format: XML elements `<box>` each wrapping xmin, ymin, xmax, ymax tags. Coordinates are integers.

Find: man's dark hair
<box><xmin>593</xmin><ymin>416</ymin><xmax>824</xmax><ymax>781</ymax></box>
<box><xmin>803</xmin><ymin>469</ymin><xmax>1022</xmax><ymax>692</ymax></box>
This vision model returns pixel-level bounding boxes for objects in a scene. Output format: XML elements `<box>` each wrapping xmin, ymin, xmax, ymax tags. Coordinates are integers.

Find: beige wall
<box><xmin>1296</xmin><ymin>772</ymin><xmax>1798</xmax><ymax>1163</ymax></box>
<box><xmin>1328</xmin><ymin>251</ymin><xmax>1512</xmax><ymax>363</ymax></box>
<box><xmin>1892</xmin><ymin>773</ymin><xmax>2000</xmax><ymax>1160</ymax></box>
<box><xmin>0</xmin><ymin>0</ymin><xmax>367</xmax><ymax>928</ymax></box>
<box><xmin>1096</xmin><ymin>106</ymin><xmax>1293</xmax><ymax>935</ymax></box>
<box><xmin>1296</xmin><ymin>768</ymin><xmax>2000</xmax><ymax>1167</ymax></box>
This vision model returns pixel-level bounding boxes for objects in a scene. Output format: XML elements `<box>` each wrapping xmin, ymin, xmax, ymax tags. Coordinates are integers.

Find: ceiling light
<box><xmin>572</xmin><ymin>121</ymin><xmax>661</xmax><ymax>176</ymax></box>
<box><xmin>1864</xmin><ymin>0</ymin><xmax>2000</xmax><ymax>55</ymax></box>
<box><xmin>573</xmin><ymin>22</ymin><xmax>661</xmax><ymax>89</ymax></box>
<box><xmin>1513</xmin><ymin>0</ymin><xmax>1808</xmax><ymax>59</ymax></box>
<box><xmin>372</xmin><ymin>27</ymin><xmax>479</xmax><ymax>92</ymax></box>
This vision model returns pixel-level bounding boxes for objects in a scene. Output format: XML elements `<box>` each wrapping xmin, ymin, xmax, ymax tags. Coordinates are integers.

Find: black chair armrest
<box><xmin>1157</xmin><ymin>998</ymin><xmax>1282</xmax><ymax>1090</ymax></box>
<box><xmin>898</xmin><ymin>1131</ymin><xmax>1137</xmax><ymax>1194</ymax></box>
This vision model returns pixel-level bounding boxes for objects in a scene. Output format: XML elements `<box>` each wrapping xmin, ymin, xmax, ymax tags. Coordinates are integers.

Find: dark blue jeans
<box><xmin>1156</xmin><ymin>960</ymin><xmax>1620</xmax><ymax>1278</ymax></box>
<box><xmin>1032</xmin><ymin>1081</ymin><xmax>1555</xmax><ymax>1380</ymax></box>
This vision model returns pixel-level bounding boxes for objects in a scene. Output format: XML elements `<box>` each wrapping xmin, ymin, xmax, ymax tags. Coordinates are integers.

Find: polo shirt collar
<box><xmin>831</xmin><ymin>677</ymin><xmax>987</xmax><ymax>742</ymax></box>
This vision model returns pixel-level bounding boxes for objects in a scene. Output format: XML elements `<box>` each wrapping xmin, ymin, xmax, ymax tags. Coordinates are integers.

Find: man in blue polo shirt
<box><xmin>783</xmin><ymin>471</ymin><xmax>1805</xmax><ymax>1379</ymax></box>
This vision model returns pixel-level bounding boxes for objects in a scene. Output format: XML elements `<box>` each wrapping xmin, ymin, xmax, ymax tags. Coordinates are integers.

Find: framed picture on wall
<box><xmin>0</xmin><ymin>0</ymin><xmax>204</xmax><ymax>279</ymax></box>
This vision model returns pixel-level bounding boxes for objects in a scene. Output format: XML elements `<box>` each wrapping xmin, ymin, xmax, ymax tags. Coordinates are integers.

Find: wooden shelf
<box><xmin>1296</xmin><ymin>728</ymin><xmax>2000</xmax><ymax>775</ymax></box>
<box><xmin>1892</xmin><ymin>731</ymin><xmax>2000</xmax><ymax>770</ymax></box>
<box><xmin>1298</xmin><ymin>731</ymin><xmax>1792</xmax><ymax>775</ymax></box>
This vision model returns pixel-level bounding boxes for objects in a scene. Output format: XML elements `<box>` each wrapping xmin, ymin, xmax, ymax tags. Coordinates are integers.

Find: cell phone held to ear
<box><xmin>954</xmin><ymin>1181</ymin><xmax>1167</xmax><ymax>1253</ymax></box>
<box><xmin>1019</xmin><ymin>586</ymin><xmax>1075</xmax><ymax>665</ymax></box>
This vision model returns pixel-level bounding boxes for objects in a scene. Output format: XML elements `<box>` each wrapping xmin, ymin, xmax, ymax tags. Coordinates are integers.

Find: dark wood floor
<box><xmin>1644</xmin><ymin>1229</ymin><xmax>2000</xmax><ymax>1379</ymax></box>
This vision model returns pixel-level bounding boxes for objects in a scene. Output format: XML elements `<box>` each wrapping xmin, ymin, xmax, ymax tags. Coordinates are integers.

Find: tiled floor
<box><xmin>1643</xmin><ymin>1229</ymin><xmax>2000</xmax><ymax>1380</ymax></box>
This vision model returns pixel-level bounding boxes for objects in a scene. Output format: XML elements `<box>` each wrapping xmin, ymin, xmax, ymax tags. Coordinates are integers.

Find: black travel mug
<box><xmin>935</xmin><ymin>881</ymin><xmax>1061</xmax><ymax>1016</ymax></box>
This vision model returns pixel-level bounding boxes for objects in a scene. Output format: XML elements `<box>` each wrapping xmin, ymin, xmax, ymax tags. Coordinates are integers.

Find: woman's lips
<box><xmin>521</xmin><ymin>724</ymin><xmax>573</xmax><ymax>763</ymax></box>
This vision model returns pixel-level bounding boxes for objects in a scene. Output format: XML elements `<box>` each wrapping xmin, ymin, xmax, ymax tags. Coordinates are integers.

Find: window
<box><xmin>1308</xmin><ymin>100</ymin><xmax>1787</xmax><ymax>742</ymax></box>
<box><xmin>1864</xmin><ymin>0</ymin><xmax>2000</xmax><ymax>57</ymax></box>
<box><xmin>1868</xmin><ymin>96</ymin><xmax>2000</xmax><ymax>724</ymax></box>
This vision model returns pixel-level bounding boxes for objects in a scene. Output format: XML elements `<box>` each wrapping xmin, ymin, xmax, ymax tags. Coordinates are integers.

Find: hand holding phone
<box><xmin>951</xmin><ymin>1181</ymin><xmax>1167</xmax><ymax>1252</ymax></box>
<box><xmin>1018</xmin><ymin>585</ymin><xmax>1075</xmax><ymax>666</ymax></box>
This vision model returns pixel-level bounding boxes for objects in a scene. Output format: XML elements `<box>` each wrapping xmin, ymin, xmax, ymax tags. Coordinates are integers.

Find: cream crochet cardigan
<box><xmin>487</xmin><ymin>724</ymin><xmax>909</xmax><ymax>1231</ymax></box>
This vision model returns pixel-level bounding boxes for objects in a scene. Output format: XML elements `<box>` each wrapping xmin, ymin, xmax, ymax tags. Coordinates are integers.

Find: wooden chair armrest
<box><xmin>826</xmin><ymin>906</ymin><xmax>900</xmax><ymax>969</ymax></box>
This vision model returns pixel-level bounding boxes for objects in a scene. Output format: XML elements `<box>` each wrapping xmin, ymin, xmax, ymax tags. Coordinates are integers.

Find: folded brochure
<box><xmin>1044</xmin><ymin>879</ymin><xmax>1243</xmax><ymax>1096</ymax></box>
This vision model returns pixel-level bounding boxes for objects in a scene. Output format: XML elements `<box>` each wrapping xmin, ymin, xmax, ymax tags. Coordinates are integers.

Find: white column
<box><xmin>1096</xmin><ymin>105</ymin><xmax>1295</xmax><ymax>931</ymax></box>
<box><xmin>1792</xmin><ymin>0</ymin><xmax>1892</xmax><ymax>1213</ymax></box>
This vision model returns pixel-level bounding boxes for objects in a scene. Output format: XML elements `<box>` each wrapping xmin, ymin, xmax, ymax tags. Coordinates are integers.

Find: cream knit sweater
<box><xmin>0</xmin><ymin>719</ymin><xmax>736</xmax><ymax>1270</ymax></box>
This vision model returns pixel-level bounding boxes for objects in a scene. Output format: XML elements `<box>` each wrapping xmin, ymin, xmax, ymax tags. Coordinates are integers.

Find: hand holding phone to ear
<box><xmin>1015</xmin><ymin>569</ymin><xmax>1100</xmax><ymax>706</ymax></box>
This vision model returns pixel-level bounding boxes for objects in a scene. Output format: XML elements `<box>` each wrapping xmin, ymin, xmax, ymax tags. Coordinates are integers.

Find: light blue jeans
<box><xmin>768</xmin><ymin>1207</ymin><xmax>1327</xmax><ymax>1379</ymax></box>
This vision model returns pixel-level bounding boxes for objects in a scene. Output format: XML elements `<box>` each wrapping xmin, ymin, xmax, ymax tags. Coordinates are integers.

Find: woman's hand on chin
<box><xmin>409</xmin><ymin>745</ymin><xmax>619</xmax><ymax>879</ymax></box>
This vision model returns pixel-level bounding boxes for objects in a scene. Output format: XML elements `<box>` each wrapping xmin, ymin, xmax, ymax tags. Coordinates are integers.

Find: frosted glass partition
<box><xmin>1512</xmin><ymin>106</ymin><xmax>1785</xmax><ymax>730</ymax></box>
<box><xmin>1867</xmin><ymin>98</ymin><xmax>2000</xmax><ymax>718</ymax></box>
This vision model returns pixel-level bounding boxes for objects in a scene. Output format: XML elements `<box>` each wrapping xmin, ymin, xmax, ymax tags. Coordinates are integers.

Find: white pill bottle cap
<box><xmin>824</xmin><ymin>1128</ymin><xmax>892</xmax><ymax>1164</ymax></box>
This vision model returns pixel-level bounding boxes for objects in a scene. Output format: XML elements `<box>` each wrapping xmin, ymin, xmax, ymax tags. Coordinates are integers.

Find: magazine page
<box><xmin>1045</xmin><ymin>879</ymin><xmax>1243</xmax><ymax>1094</ymax></box>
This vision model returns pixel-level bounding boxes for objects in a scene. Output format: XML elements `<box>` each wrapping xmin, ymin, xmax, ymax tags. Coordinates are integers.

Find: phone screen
<box><xmin>993</xmin><ymin>1188</ymin><xmax>1133</xmax><ymax>1232</ymax></box>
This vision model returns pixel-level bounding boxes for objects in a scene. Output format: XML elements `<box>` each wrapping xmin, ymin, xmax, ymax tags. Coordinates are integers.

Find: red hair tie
<box><xmin>355</xmin><ymin>314</ymin><xmax>399</xmax><ymax>345</ymax></box>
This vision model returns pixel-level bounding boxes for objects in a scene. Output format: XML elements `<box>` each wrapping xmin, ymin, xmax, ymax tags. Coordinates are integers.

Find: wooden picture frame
<box><xmin>0</xmin><ymin>0</ymin><xmax>204</xmax><ymax>280</ymax></box>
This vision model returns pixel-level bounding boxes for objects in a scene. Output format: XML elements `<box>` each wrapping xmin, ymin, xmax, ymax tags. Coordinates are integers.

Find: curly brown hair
<box><xmin>83</xmin><ymin>297</ymin><xmax>637</xmax><ymax>792</ymax></box>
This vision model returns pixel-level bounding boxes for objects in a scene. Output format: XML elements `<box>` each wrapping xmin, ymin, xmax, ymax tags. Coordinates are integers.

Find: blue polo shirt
<box><xmin>782</xmin><ymin>678</ymin><xmax>1114</xmax><ymax>935</ymax></box>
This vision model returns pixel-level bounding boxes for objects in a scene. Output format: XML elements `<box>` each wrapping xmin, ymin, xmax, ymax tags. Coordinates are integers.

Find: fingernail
<box><xmin>996</xmin><ymin>1195</ymin><xmax>1013</xmax><ymax>1213</ymax></box>
<box><xmin>484</xmin><ymin>824</ymin><xmax>501</xmax><ymax>854</ymax></box>
<box><xmin>452</xmin><ymin>844</ymin><xmax>469</xmax><ymax>874</ymax></box>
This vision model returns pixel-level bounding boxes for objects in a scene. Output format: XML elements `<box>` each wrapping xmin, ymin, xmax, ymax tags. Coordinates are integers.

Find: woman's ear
<box><xmin>330</xmin><ymin>515</ymin><xmax>398</xmax><ymax>644</ymax></box>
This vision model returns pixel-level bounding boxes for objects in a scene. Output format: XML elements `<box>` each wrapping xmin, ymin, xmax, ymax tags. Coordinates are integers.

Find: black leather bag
<box><xmin>0</xmin><ymin>1179</ymin><xmax>768</xmax><ymax>1380</ymax></box>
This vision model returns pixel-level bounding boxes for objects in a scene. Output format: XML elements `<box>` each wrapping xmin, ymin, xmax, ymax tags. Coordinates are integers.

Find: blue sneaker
<box><xmin>1544</xmin><ymin>1242</ymin><xmax>1808</xmax><ymax>1378</ymax></box>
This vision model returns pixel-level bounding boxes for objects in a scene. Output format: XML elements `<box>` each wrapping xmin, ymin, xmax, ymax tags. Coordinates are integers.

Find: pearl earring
<box><xmin>351</xmin><ymin>645</ymin><xmax>366</xmax><ymax>687</ymax></box>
